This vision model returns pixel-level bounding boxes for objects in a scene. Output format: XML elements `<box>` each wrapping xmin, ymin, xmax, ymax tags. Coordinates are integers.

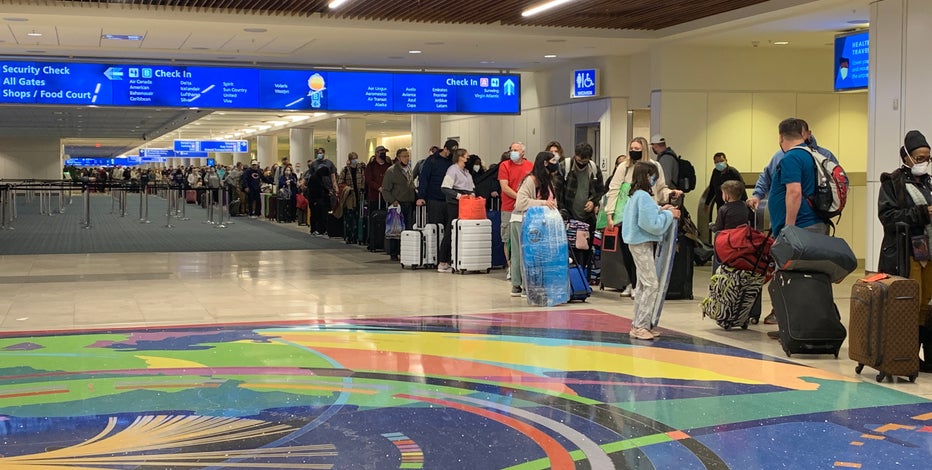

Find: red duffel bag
<box><xmin>714</xmin><ymin>224</ymin><xmax>775</xmax><ymax>281</ymax></box>
<box><xmin>458</xmin><ymin>195</ymin><xmax>486</xmax><ymax>220</ymax></box>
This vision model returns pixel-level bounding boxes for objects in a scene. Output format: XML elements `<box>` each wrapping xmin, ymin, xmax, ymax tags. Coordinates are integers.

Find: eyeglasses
<box><xmin>913</xmin><ymin>154</ymin><xmax>932</xmax><ymax>163</ymax></box>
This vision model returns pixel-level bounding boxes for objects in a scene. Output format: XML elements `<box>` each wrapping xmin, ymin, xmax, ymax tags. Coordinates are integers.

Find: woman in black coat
<box><xmin>877</xmin><ymin>130</ymin><xmax>932</xmax><ymax>371</ymax></box>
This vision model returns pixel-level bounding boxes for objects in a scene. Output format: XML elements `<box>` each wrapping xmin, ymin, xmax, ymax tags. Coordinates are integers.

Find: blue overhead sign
<box><xmin>571</xmin><ymin>69</ymin><xmax>598</xmax><ymax>98</ymax></box>
<box><xmin>140</xmin><ymin>148</ymin><xmax>209</xmax><ymax>158</ymax></box>
<box><xmin>0</xmin><ymin>60</ymin><xmax>521</xmax><ymax>114</ymax></box>
<box><xmin>174</xmin><ymin>140</ymin><xmax>249</xmax><ymax>153</ymax></box>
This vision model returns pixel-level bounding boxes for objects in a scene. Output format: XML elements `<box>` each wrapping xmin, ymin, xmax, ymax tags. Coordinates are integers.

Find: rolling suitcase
<box><xmin>185</xmin><ymin>189</ymin><xmax>198</xmax><ymax>204</ymax></box>
<box><xmin>327</xmin><ymin>214</ymin><xmax>344</xmax><ymax>238</ymax></box>
<box><xmin>849</xmin><ymin>273</ymin><xmax>920</xmax><ymax>383</ymax></box>
<box><xmin>488</xmin><ymin>197</ymin><xmax>507</xmax><ymax>268</ymax></box>
<box><xmin>400</xmin><ymin>206</ymin><xmax>433</xmax><ymax>269</ymax></box>
<box><xmin>452</xmin><ymin>218</ymin><xmax>492</xmax><ymax>274</ymax></box>
<box><xmin>568</xmin><ymin>261</ymin><xmax>592</xmax><ymax>302</ymax></box>
<box><xmin>665</xmin><ymin>238</ymin><xmax>695</xmax><ymax>300</ymax></box>
<box><xmin>367</xmin><ymin>198</ymin><xmax>387</xmax><ymax>252</ymax></box>
<box><xmin>769</xmin><ymin>270</ymin><xmax>846</xmax><ymax>357</ymax></box>
<box><xmin>600</xmin><ymin>226</ymin><xmax>632</xmax><ymax>291</ymax></box>
<box><xmin>701</xmin><ymin>265</ymin><xmax>766</xmax><ymax>330</ymax></box>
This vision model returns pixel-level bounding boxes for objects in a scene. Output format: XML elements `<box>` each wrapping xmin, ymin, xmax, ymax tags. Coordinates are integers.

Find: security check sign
<box><xmin>571</xmin><ymin>69</ymin><xmax>598</xmax><ymax>98</ymax></box>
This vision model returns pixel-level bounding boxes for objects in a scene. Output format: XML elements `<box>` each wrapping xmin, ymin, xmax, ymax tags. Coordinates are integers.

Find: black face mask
<box><xmin>575</xmin><ymin>159</ymin><xmax>588</xmax><ymax>169</ymax></box>
<box><xmin>546</xmin><ymin>162</ymin><xmax>559</xmax><ymax>173</ymax></box>
<box><xmin>629</xmin><ymin>150</ymin><xmax>643</xmax><ymax>161</ymax></box>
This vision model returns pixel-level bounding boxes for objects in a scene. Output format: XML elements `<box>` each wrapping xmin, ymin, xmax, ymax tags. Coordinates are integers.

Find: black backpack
<box><xmin>676</xmin><ymin>155</ymin><xmax>697</xmax><ymax>193</ymax></box>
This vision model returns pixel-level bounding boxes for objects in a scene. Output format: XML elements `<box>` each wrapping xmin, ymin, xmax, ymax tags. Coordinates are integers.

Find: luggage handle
<box><xmin>415</xmin><ymin>204</ymin><xmax>428</xmax><ymax>229</ymax></box>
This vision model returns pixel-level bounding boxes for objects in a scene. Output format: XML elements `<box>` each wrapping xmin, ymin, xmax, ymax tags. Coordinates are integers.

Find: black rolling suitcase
<box><xmin>600</xmin><ymin>226</ymin><xmax>632</xmax><ymax>291</ymax></box>
<box><xmin>665</xmin><ymin>238</ymin><xmax>695</xmax><ymax>300</ymax></box>
<box><xmin>367</xmin><ymin>198</ymin><xmax>387</xmax><ymax>252</ymax></box>
<box><xmin>768</xmin><ymin>270</ymin><xmax>846</xmax><ymax>357</ymax></box>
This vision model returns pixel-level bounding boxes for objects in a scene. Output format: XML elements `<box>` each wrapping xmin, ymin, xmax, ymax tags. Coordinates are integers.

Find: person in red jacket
<box><xmin>365</xmin><ymin>145</ymin><xmax>393</xmax><ymax>210</ymax></box>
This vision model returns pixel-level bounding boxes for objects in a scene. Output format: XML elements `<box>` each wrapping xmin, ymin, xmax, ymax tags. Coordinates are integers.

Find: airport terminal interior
<box><xmin>1</xmin><ymin>0</ymin><xmax>932</xmax><ymax>468</ymax></box>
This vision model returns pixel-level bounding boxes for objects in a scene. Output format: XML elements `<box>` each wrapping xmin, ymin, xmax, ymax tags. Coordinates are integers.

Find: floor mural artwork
<box><xmin>0</xmin><ymin>309</ymin><xmax>929</xmax><ymax>469</ymax></box>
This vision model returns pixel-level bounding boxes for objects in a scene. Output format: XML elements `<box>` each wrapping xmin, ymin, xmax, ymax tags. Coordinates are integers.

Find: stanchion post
<box><xmin>83</xmin><ymin>188</ymin><xmax>91</xmax><ymax>229</ymax></box>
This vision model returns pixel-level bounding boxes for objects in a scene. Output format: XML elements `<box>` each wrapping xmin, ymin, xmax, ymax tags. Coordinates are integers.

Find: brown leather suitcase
<box><xmin>848</xmin><ymin>274</ymin><xmax>920</xmax><ymax>382</ymax></box>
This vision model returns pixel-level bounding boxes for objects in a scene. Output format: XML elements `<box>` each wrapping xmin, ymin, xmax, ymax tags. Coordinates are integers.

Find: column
<box><xmin>865</xmin><ymin>0</ymin><xmax>927</xmax><ymax>271</ymax></box>
<box><xmin>289</xmin><ymin>127</ymin><xmax>313</xmax><ymax>165</ymax></box>
<box><xmin>336</xmin><ymin>117</ymin><xmax>367</xmax><ymax>169</ymax></box>
<box><xmin>411</xmin><ymin>115</ymin><xmax>441</xmax><ymax>162</ymax></box>
<box><xmin>233</xmin><ymin>152</ymin><xmax>252</xmax><ymax>166</ymax></box>
<box><xmin>215</xmin><ymin>153</ymin><xmax>234</xmax><ymax>166</ymax></box>
<box><xmin>257</xmin><ymin>135</ymin><xmax>277</xmax><ymax>168</ymax></box>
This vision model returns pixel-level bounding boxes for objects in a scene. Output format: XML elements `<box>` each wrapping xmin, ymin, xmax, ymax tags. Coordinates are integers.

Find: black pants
<box><xmin>311</xmin><ymin>198</ymin><xmax>329</xmax><ymax>234</ymax></box>
<box><xmin>427</xmin><ymin>200</ymin><xmax>453</xmax><ymax>263</ymax></box>
<box><xmin>246</xmin><ymin>188</ymin><xmax>261</xmax><ymax>216</ymax></box>
<box><xmin>387</xmin><ymin>202</ymin><xmax>415</xmax><ymax>257</ymax></box>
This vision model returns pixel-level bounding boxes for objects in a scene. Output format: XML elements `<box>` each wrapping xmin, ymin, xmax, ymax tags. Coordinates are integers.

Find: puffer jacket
<box><xmin>877</xmin><ymin>166</ymin><xmax>932</xmax><ymax>274</ymax></box>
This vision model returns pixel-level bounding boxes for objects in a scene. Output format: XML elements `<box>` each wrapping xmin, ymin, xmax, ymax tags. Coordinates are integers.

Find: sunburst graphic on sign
<box><xmin>0</xmin><ymin>414</ymin><xmax>337</xmax><ymax>469</ymax></box>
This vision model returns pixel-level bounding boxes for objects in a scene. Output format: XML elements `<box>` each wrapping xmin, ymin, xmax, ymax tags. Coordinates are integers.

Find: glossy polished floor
<box><xmin>1</xmin><ymin>215</ymin><xmax>932</xmax><ymax>468</ymax></box>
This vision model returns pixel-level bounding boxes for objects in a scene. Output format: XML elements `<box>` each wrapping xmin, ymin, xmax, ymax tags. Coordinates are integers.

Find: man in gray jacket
<box><xmin>381</xmin><ymin>148</ymin><xmax>417</xmax><ymax>261</ymax></box>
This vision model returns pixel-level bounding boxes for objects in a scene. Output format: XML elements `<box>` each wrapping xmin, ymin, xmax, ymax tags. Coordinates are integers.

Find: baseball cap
<box><xmin>443</xmin><ymin>139</ymin><xmax>459</xmax><ymax>151</ymax></box>
<box><xmin>375</xmin><ymin>145</ymin><xmax>388</xmax><ymax>153</ymax></box>
<box><xmin>650</xmin><ymin>134</ymin><xmax>666</xmax><ymax>145</ymax></box>
<box><xmin>250</xmin><ymin>160</ymin><xmax>259</xmax><ymax>165</ymax></box>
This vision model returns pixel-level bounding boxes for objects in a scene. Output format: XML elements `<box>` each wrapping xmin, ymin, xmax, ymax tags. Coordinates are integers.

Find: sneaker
<box><xmin>649</xmin><ymin>329</ymin><xmax>662</xmax><ymax>337</ymax></box>
<box><xmin>506</xmin><ymin>271</ymin><xmax>511</xmax><ymax>281</ymax></box>
<box><xmin>621</xmin><ymin>286</ymin><xmax>633</xmax><ymax>297</ymax></box>
<box><xmin>763</xmin><ymin>311</ymin><xmax>778</xmax><ymax>325</ymax></box>
<box><xmin>437</xmin><ymin>263</ymin><xmax>453</xmax><ymax>273</ymax></box>
<box><xmin>510</xmin><ymin>286</ymin><xmax>523</xmax><ymax>297</ymax></box>
<box><xmin>629</xmin><ymin>328</ymin><xmax>655</xmax><ymax>341</ymax></box>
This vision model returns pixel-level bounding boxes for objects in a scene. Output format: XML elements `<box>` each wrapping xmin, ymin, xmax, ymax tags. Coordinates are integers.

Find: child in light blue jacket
<box><xmin>622</xmin><ymin>162</ymin><xmax>681</xmax><ymax>340</ymax></box>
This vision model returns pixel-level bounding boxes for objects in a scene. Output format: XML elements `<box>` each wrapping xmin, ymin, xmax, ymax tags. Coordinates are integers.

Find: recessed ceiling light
<box><xmin>408</xmin><ymin>50</ymin><xmax>422</xmax><ymax>54</ymax></box>
<box><xmin>243</xmin><ymin>27</ymin><xmax>267</xmax><ymax>33</ymax></box>
<box><xmin>480</xmin><ymin>60</ymin><xmax>496</xmax><ymax>64</ymax></box>
<box><xmin>773</xmin><ymin>41</ymin><xmax>789</xmax><ymax>45</ymax></box>
<box><xmin>329</xmin><ymin>0</ymin><xmax>350</xmax><ymax>8</ymax></box>
<box><xmin>544</xmin><ymin>54</ymin><xmax>558</xmax><ymax>58</ymax></box>
<box><xmin>26</xmin><ymin>31</ymin><xmax>42</xmax><ymax>37</ymax></box>
<box><xmin>3</xmin><ymin>17</ymin><xmax>28</xmax><ymax>22</ymax></box>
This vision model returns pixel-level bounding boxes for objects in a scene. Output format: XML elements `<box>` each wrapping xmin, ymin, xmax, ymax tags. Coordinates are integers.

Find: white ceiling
<box><xmin>0</xmin><ymin>0</ymin><xmax>871</xmax><ymax>158</ymax></box>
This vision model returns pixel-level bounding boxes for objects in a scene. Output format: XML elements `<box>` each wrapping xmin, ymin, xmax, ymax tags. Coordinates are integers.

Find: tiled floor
<box><xmin>0</xmin><ymin>231</ymin><xmax>931</xmax><ymax>468</ymax></box>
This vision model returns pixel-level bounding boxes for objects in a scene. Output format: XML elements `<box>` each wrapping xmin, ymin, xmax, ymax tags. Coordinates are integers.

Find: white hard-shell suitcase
<box><xmin>400</xmin><ymin>229</ymin><xmax>425</xmax><ymax>269</ymax></box>
<box><xmin>452</xmin><ymin>218</ymin><xmax>492</xmax><ymax>274</ymax></box>
<box><xmin>400</xmin><ymin>206</ymin><xmax>441</xmax><ymax>269</ymax></box>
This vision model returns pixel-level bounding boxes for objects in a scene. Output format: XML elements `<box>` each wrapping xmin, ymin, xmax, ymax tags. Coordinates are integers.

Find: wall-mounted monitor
<box><xmin>834</xmin><ymin>30</ymin><xmax>869</xmax><ymax>92</ymax></box>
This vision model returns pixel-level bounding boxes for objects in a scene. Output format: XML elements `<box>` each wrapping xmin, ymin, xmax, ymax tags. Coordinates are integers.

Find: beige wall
<box><xmin>1</xmin><ymin>138</ymin><xmax>63</xmax><ymax>179</ymax></box>
<box><xmin>651</xmin><ymin>45</ymin><xmax>869</xmax><ymax>258</ymax></box>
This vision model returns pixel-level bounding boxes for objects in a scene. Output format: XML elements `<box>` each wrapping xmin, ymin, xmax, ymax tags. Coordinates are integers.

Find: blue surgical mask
<box><xmin>649</xmin><ymin>175</ymin><xmax>658</xmax><ymax>187</ymax></box>
<box><xmin>715</xmin><ymin>162</ymin><xmax>727</xmax><ymax>171</ymax></box>
<box><xmin>510</xmin><ymin>151</ymin><xmax>520</xmax><ymax>162</ymax></box>
<box><xmin>316</xmin><ymin>153</ymin><xmax>323</xmax><ymax>160</ymax></box>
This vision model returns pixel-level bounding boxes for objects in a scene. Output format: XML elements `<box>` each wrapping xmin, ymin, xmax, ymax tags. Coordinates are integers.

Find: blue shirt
<box><xmin>768</xmin><ymin>144</ymin><xmax>821</xmax><ymax>236</ymax></box>
<box><xmin>752</xmin><ymin>137</ymin><xmax>838</xmax><ymax>200</ymax></box>
<box><xmin>622</xmin><ymin>189</ymin><xmax>674</xmax><ymax>245</ymax></box>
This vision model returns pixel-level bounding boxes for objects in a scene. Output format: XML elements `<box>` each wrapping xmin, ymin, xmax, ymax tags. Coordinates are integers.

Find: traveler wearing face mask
<box><xmin>499</xmin><ymin>142</ymin><xmax>534</xmax><ymax>281</ymax></box>
<box><xmin>468</xmin><ymin>154</ymin><xmax>501</xmax><ymax>210</ymax></box>
<box><xmin>381</xmin><ymin>148</ymin><xmax>417</xmax><ymax>261</ymax></box>
<box><xmin>703</xmin><ymin>152</ymin><xmax>744</xmax><ymax>217</ymax></box>
<box><xmin>308</xmin><ymin>147</ymin><xmax>338</xmax><ymax>198</ymax></box>
<box><xmin>554</xmin><ymin>142</ymin><xmax>605</xmax><ymax>274</ymax></box>
<box><xmin>878</xmin><ymin>129</ymin><xmax>932</xmax><ymax>372</ymax></box>
<box><xmin>278</xmin><ymin>164</ymin><xmax>299</xmax><ymax>222</ymax></box>
<box><xmin>365</xmin><ymin>145</ymin><xmax>393</xmax><ymax>211</ymax></box>
<box><xmin>511</xmin><ymin>151</ymin><xmax>560</xmax><ymax>297</ymax></box>
<box><xmin>603</xmin><ymin>137</ymin><xmax>680</xmax><ymax>296</ymax></box>
<box><xmin>547</xmin><ymin>141</ymin><xmax>565</xmax><ymax>164</ymax></box>
<box><xmin>340</xmin><ymin>152</ymin><xmax>366</xmax><ymax>244</ymax></box>
<box><xmin>768</xmin><ymin>117</ymin><xmax>826</xmax><ymax>238</ymax></box>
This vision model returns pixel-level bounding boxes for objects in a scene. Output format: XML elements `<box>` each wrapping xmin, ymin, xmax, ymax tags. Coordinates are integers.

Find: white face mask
<box><xmin>840</xmin><ymin>67</ymin><xmax>848</xmax><ymax>80</ymax></box>
<box><xmin>473</xmin><ymin>165</ymin><xmax>481</xmax><ymax>173</ymax></box>
<box><xmin>552</xmin><ymin>152</ymin><xmax>560</xmax><ymax>160</ymax></box>
<box><xmin>911</xmin><ymin>161</ymin><xmax>931</xmax><ymax>176</ymax></box>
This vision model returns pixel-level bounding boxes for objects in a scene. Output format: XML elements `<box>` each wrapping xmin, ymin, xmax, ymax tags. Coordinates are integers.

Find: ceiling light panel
<box><xmin>522</xmin><ymin>0</ymin><xmax>575</xmax><ymax>17</ymax></box>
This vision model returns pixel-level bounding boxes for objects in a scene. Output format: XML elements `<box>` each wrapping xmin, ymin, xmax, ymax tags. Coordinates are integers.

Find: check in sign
<box><xmin>571</xmin><ymin>69</ymin><xmax>598</xmax><ymax>98</ymax></box>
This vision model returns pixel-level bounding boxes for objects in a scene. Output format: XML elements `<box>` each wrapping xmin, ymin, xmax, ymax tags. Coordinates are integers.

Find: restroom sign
<box><xmin>572</xmin><ymin>69</ymin><xmax>599</xmax><ymax>98</ymax></box>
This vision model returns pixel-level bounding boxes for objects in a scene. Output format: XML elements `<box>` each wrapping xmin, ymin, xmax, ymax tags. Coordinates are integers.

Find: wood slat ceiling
<box><xmin>58</xmin><ymin>0</ymin><xmax>771</xmax><ymax>30</ymax></box>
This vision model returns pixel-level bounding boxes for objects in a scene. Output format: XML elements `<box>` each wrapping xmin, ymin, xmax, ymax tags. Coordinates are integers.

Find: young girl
<box><xmin>622</xmin><ymin>162</ymin><xmax>681</xmax><ymax>340</ymax></box>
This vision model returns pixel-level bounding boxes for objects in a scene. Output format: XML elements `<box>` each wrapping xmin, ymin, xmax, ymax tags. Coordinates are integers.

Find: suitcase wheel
<box><xmin>486</xmin><ymin>268</ymin><xmax>491</xmax><ymax>274</ymax></box>
<box><xmin>741</xmin><ymin>321</ymin><xmax>749</xmax><ymax>330</ymax></box>
<box><xmin>909</xmin><ymin>374</ymin><xmax>918</xmax><ymax>383</ymax></box>
<box><xmin>749</xmin><ymin>317</ymin><xmax>759</xmax><ymax>325</ymax></box>
<box><xmin>855</xmin><ymin>364</ymin><xmax>864</xmax><ymax>374</ymax></box>
<box><xmin>876</xmin><ymin>373</ymin><xmax>886</xmax><ymax>383</ymax></box>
